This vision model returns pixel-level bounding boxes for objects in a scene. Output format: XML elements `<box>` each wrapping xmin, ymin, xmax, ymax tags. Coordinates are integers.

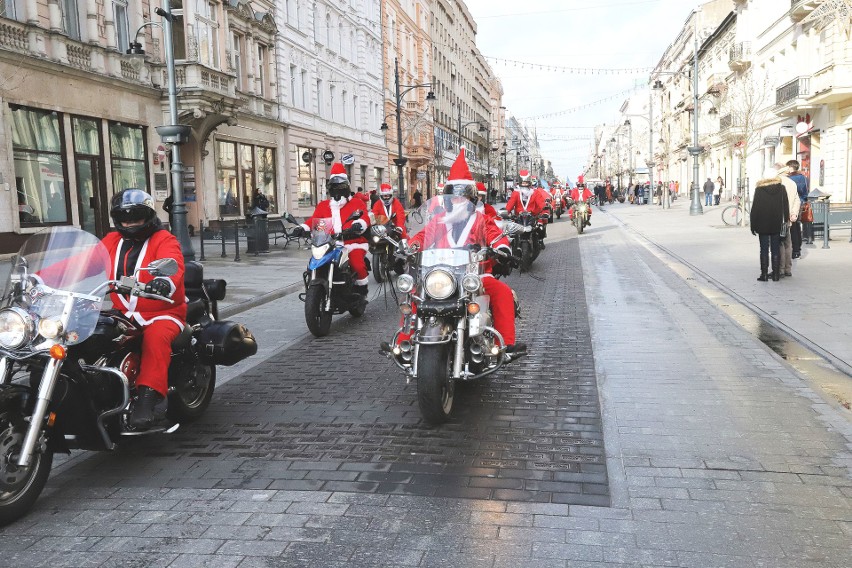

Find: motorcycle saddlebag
<box><xmin>196</xmin><ymin>321</ymin><xmax>257</xmax><ymax>366</ymax></box>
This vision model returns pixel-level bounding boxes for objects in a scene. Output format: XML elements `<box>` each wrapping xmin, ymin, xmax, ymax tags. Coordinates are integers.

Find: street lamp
<box><xmin>624</xmin><ymin>119</ymin><xmax>633</xmax><ymax>189</ymax></box>
<box><xmin>381</xmin><ymin>58</ymin><xmax>435</xmax><ymax>207</ymax></box>
<box><xmin>126</xmin><ymin>5</ymin><xmax>195</xmax><ymax>260</ymax></box>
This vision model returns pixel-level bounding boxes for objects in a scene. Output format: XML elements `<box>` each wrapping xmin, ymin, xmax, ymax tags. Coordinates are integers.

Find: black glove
<box><xmin>144</xmin><ymin>278</ymin><xmax>172</xmax><ymax>298</ymax></box>
<box><xmin>291</xmin><ymin>226</ymin><xmax>306</xmax><ymax>238</ymax></box>
<box><xmin>339</xmin><ymin>226</ymin><xmax>362</xmax><ymax>240</ymax></box>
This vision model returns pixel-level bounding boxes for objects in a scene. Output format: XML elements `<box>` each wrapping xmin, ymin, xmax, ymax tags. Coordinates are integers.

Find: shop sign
<box><xmin>322</xmin><ymin>150</ymin><xmax>335</xmax><ymax>164</ymax></box>
<box><xmin>301</xmin><ymin>151</ymin><xmax>313</xmax><ymax>163</ymax></box>
<box><xmin>341</xmin><ymin>153</ymin><xmax>355</xmax><ymax>165</ymax></box>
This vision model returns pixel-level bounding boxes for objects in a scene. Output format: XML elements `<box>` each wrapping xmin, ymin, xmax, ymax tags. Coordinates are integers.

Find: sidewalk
<box><xmin>604</xmin><ymin>197</ymin><xmax>852</xmax><ymax>377</ymax></box>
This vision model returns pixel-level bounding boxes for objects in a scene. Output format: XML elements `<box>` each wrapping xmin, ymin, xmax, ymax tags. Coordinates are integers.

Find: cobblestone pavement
<box><xmin>1</xmin><ymin>213</ymin><xmax>851</xmax><ymax>567</ymax></box>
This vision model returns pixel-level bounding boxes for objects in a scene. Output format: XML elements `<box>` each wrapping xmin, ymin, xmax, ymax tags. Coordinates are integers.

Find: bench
<box><xmin>269</xmin><ymin>213</ymin><xmax>309</xmax><ymax>248</ymax></box>
<box><xmin>808</xmin><ymin>201</ymin><xmax>852</xmax><ymax>244</ymax></box>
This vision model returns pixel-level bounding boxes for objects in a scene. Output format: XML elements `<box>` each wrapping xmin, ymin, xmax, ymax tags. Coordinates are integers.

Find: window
<box><xmin>113</xmin><ymin>1</ymin><xmax>129</xmax><ymax>54</ymax></box>
<box><xmin>109</xmin><ymin>122</ymin><xmax>149</xmax><ymax>195</ymax></box>
<box><xmin>329</xmin><ymin>85</ymin><xmax>335</xmax><ymax>121</ymax></box>
<box><xmin>215</xmin><ymin>141</ymin><xmax>277</xmax><ymax>217</ymax></box>
<box><xmin>60</xmin><ymin>0</ymin><xmax>81</xmax><ymax>40</ymax></box>
<box><xmin>297</xmin><ymin>146</ymin><xmax>317</xmax><ymax>207</ymax></box>
<box><xmin>289</xmin><ymin>64</ymin><xmax>297</xmax><ymax>106</ymax></box>
<box><xmin>301</xmin><ymin>70</ymin><xmax>307</xmax><ymax>110</ymax></box>
<box><xmin>232</xmin><ymin>32</ymin><xmax>243</xmax><ymax>90</ymax></box>
<box><xmin>316</xmin><ymin>79</ymin><xmax>323</xmax><ymax>116</ymax></box>
<box><xmin>256</xmin><ymin>44</ymin><xmax>267</xmax><ymax>96</ymax></box>
<box><xmin>10</xmin><ymin>107</ymin><xmax>70</xmax><ymax>226</ymax></box>
<box><xmin>172</xmin><ymin>1</ymin><xmax>187</xmax><ymax>59</ymax></box>
<box><xmin>196</xmin><ymin>0</ymin><xmax>220</xmax><ymax>68</ymax></box>
<box><xmin>1</xmin><ymin>0</ymin><xmax>21</xmax><ymax>20</ymax></box>
<box><xmin>342</xmin><ymin>90</ymin><xmax>347</xmax><ymax>125</ymax></box>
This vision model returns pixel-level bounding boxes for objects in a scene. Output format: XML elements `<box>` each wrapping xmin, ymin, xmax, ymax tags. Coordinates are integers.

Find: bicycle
<box><xmin>407</xmin><ymin>206</ymin><xmax>423</xmax><ymax>225</ymax></box>
<box><xmin>721</xmin><ymin>194</ymin><xmax>750</xmax><ymax>226</ymax></box>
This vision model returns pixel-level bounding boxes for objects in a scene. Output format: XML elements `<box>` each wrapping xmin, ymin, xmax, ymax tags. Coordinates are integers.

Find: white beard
<box><xmin>329</xmin><ymin>196</ymin><xmax>348</xmax><ymax>209</ymax></box>
<box><xmin>520</xmin><ymin>188</ymin><xmax>532</xmax><ymax>199</ymax></box>
<box><xmin>442</xmin><ymin>202</ymin><xmax>473</xmax><ymax>226</ymax></box>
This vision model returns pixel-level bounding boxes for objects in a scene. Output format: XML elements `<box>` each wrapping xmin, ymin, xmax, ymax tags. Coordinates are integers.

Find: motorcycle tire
<box><xmin>167</xmin><ymin>361</ymin><xmax>216</xmax><ymax>422</ymax></box>
<box><xmin>304</xmin><ymin>285</ymin><xmax>332</xmax><ymax>337</ymax></box>
<box><xmin>349</xmin><ymin>295</ymin><xmax>367</xmax><ymax>318</ymax></box>
<box><xmin>556</xmin><ymin>211</ymin><xmax>562</xmax><ymax>219</ymax></box>
<box><xmin>576</xmin><ymin>216</ymin><xmax>585</xmax><ymax>234</ymax></box>
<box><xmin>0</xmin><ymin>410</ymin><xmax>54</xmax><ymax>526</ymax></box>
<box><xmin>372</xmin><ymin>252</ymin><xmax>385</xmax><ymax>284</ymax></box>
<box><xmin>416</xmin><ymin>344</ymin><xmax>454</xmax><ymax>425</ymax></box>
<box><xmin>520</xmin><ymin>241</ymin><xmax>533</xmax><ymax>273</ymax></box>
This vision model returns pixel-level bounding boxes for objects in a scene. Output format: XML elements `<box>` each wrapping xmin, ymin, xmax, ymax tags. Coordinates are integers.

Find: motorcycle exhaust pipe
<box><xmin>469</xmin><ymin>343</ymin><xmax>483</xmax><ymax>363</ymax></box>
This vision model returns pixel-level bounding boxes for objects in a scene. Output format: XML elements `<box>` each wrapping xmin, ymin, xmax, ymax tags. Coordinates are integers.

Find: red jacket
<box><xmin>102</xmin><ymin>229</ymin><xmax>186</xmax><ymax>327</ymax></box>
<box><xmin>302</xmin><ymin>198</ymin><xmax>370</xmax><ymax>249</ymax></box>
<box><xmin>506</xmin><ymin>190</ymin><xmax>546</xmax><ymax>216</ymax></box>
<box><xmin>409</xmin><ymin>211</ymin><xmax>510</xmax><ymax>275</ymax></box>
<box><xmin>371</xmin><ymin>198</ymin><xmax>408</xmax><ymax>238</ymax></box>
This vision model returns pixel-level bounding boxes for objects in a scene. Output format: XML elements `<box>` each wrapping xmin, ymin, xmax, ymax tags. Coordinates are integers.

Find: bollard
<box><xmin>234</xmin><ymin>219</ymin><xmax>241</xmax><ymax>261</ymax></box>
<box><xmin>199</xmin><ymin>220</ymin><xmax>206</xmax><ymax>261</ymax></box>
<box><xmin>253</xmin><ymin>215</ymin><xmax>260</xmax><ymax>257</ymax></box>
<box><xmin>822</xmin><ymin>200</ymin><xmax>830</xmax><ymax>249</ymax></box>
<box><xmin>220</xmin><ymin>219</ymin><xmax>227</xmax><ymax>258</ymax></box>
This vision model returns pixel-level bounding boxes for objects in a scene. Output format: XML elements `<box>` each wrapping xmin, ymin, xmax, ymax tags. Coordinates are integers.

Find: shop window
<box><xmin>298</xmin><ymin>146</ymin><xmax>317</xmax><ymax>207</ymax></box>
<box><xmin>215</xmin><ymin>140</ymin><xmax>277</xmax><ymax>217</ymax></box>
<box><xmin>11</xmin><ymin>106</ymin><xmax>70</xmax><ymax>226</ymax></box>
<box><xmin>109</xmin><ymin>122</ymin><xmax>149</xmax><ymax>195</ymax></box>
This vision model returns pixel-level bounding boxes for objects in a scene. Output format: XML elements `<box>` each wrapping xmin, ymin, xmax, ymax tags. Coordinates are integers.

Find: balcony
<box><xmin>775</xmin><ymin>76</ymin><xmax>814</xmax><ymax>115</ymax></box>
<box><xmin>808</xmin><ymin>63</ymin><xmax>852</xmax><ymax>105</ymax></box>
<box><xmin>719</xmin><ymin>114</ymin><xmax>733</xmax><ymax>130</ymax></box>
<box><xmin>728</xmin><ymin>42</ymin><xmax>751</xmax><ymax>71</ymax></box>
<box><xmin>790</xmin><ymin>0</ymin><xmax>820</xmax><ymax>22</ymax></box>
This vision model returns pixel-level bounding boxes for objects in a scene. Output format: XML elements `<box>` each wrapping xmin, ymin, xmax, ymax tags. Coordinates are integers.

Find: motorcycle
<box><xmin>572</xmin><ymin>201</ymin><xmax>590</xmax><ymax>234</ymax></box>
<box><xmin>384</xmin><ymin>198</ymin><xmax>525</xmax><ymax>424</ymax></box>
<box><xmin>552</xmin><ymin>193</ymin><xmax>564</xmax><ymax>219</ymax></box>
<box><xmin>369</xmin><ymin>214</ymin><xmax>405</xmax><ymax>284</ymax></box>
<box><xmin>0</xmin><ymin>227</ymin><xmax>257</xmax><ymax>525</ymax></box>
<box><xmin>301</xmin><ymin>212</ymin><xmax>368</xmax><ymax>337</ymax></box>
<box><xmin>509</xmin><ymin>211</ymin><xmax>546</xmax><ymax>272</ymax></box>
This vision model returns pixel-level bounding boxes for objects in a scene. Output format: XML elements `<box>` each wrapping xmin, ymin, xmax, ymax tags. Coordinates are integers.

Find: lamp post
<box><xmin>624</xmin><ymin>119</ymin><xmax>633</xmax><ymax>189</ymax></box>
<box><xmin>380</xmin><ymin>58</ymin><xmax>435</xmax><ymax>207</ymax></box>
<box><xmin>688</xmin><ymin>15</ymin><xmax>703</xmax><ymax>216</ymax></box>
<box><xmin>126</xmin><ymin>5</ymin><xmax>195</xmax><ymax>260</ymax></box>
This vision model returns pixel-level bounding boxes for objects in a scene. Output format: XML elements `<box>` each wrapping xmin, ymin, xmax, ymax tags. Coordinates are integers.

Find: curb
<box><xmin>219</xmin><ymin>280</ymin><xmax>303</xmax><ymax>319</ymax></box>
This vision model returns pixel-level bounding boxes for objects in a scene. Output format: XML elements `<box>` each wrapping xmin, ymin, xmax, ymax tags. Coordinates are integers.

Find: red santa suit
<box><xmin>506</xmin><ymin>187</ymin><xmax>547</xmax><ymax>218</ymax></box>
<box><xmin>302</xmin><ymin>197</ymin><xmax>371</xmax><ymax>285</ymax></box>
<box><xmin>371</xmin><ymin>197</ymin><xmax>408</xmax><ymax>239</ymax></box>
<box><xmin>569</xmin><ymin>186</ymin><xmax>594</xmax><ymax>220</ymax></box>
<box><xmin>102</xmin><ymin>229</ymin><xmax>186</xmax><ymax>397</ymax></box>
<box><xmin>407</xmin><ymin>209</ymin><xmax>516</xmax><ymax>345</ymax></box>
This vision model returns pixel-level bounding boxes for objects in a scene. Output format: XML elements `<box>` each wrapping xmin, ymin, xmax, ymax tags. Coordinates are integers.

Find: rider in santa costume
<box><xmin>371</xmin><ymin>183</ymin><xmax>408</xmax><ymax>238</ymax></box>
<box><xmin>569</xmin><ymin>175</ymin><xmax>594</xmax><ymax>226</ymax></box>
<box><xmin>405</xmin><ymin>148</ymin><xmax>525</xmax><ymax>353</ymax></box>
<box><xmin>506</xmin><ymin>169</ymin><xmax>548</xmax><ymax>247</ymax></box>
<box><xmin>475</xmin><ymin>181</ymin><xmax>500</xmax><ymax>219</ymax></box>
<box><xmin>300</xmin><ymin>162</ymin><xmax>371</xmax><ymax>297</ymax></box>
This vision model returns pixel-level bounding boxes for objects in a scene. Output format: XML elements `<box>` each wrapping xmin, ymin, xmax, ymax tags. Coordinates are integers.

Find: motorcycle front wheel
<box><xmin>576</xmin><ymin>215</ymin><xmax>584</xmax><ymax>234</ymax></box>
<box><xmin>0</xmin><ymin>410</ymin><xmax>53</xmax><ymax>526</ymax></box>
<box><xmin>416</xmin><ymin>344</ymin><xmax>454</xmax><ymax>425</ymax></box>
<box><xmin>372</xmin><ymin>252</ymin><xmax>385</xmax><ymax>284</ymax></box>
<box><xmin>168</xmin><ymin>361</ymin><xmax>216</xmax><ymax>422</ymax></box>
<box><xmin>305</xmin><ymin>285</ymin><xmax>332</xmax><ymax>337</ymax></box>
<box><xmin>520</xmin><ymin>240</ymin><xmax>533</xmax><ymax>272</ymax></box>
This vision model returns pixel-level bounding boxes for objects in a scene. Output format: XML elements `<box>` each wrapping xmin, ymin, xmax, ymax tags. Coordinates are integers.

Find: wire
<box><xmin>486</xmin><ymin>56</ymin><xmax>653</xmax><ymax>75</ymax></box>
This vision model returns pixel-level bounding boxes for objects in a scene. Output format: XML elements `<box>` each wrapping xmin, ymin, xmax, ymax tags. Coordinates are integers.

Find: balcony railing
<box><xmin>719</xmin><ymin>114</ymin><xmax>733</xmax><ymax>130</ymax></box>
<box><xmin>729</xmin><ymin>42</ymin><xmax>751</xmax><ymax>67</ymax></box>
<box><xmin>776</xmin><ymin>76</ymin><xmax>810</xmax><ymax>106</ymax></box>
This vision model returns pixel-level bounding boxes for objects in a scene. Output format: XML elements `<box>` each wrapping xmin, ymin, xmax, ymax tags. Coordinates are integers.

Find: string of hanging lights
<box><xmin>485</xmin><ymin>56</ymin><xmax>653</xmax><ymax>75</ymax></box>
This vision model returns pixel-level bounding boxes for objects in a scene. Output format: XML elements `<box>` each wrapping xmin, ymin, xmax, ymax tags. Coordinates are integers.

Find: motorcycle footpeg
<box><xmin>121</xmin><ymin>422</ymin><xmax>180</xmax><ymax>436</ymax></box>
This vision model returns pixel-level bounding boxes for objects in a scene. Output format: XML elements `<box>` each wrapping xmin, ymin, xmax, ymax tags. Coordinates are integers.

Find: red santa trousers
<box><xmin>348</xmin><ymin>248</ymin><xmax>369</xmax><ymax>285</ymax></box>
<box><xmin>137</xmin><ymin>319</ymin><xmax>181</xmax><ymax>396</ymax></box>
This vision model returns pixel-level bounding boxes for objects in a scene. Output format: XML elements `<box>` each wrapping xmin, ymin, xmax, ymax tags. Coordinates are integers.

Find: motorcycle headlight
<box><xmin>0</xmin><ymin>307</ymin><xmax>34</xmax><ymax>349</ymax></box>
<box><xmin>37</xmin><ymin>317</ymin><xmax>64</xmax><ymax>340</ymax></box>
<box><xmin>462</xmin><ymin>273</ymin><xmax>481</xmax><ymax>292</ymax></box>
<box><xmin>311</xmin><ymin>243</ymin><xmax>330</xmax><ymax>260</ymax></box>
<box><xmin>424</xmin><ymin>269</ymin><xmax>456</xmax><ymax>299</ymax></box>
<box><xmin>396</xmin><ymin>274</ymin><xmax>415</xmax><ymax>293</ymax></box>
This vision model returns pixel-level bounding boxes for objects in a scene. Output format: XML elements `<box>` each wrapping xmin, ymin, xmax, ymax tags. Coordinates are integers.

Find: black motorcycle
<box><xmin>509</xmin><ymin>211</ymin><xmax>546</xmax><ymax>272</ymax></box>
<box><xmin>0</xmin><ymin>227</ymin><xmax>257</xmax><ymax>525</ymax></box>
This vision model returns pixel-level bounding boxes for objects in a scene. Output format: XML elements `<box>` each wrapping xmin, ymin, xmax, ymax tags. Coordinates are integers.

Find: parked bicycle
<box><xmin>721</xmin><ymin>194</ymin><xmax>750</xmax><ymax>226</ymax></box>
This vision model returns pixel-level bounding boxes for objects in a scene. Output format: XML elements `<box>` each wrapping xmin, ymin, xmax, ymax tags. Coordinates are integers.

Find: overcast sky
<box><xmin>464</xmin><ymin>0</ymin><xmax>697</xmax><ymax>182</ymax></box>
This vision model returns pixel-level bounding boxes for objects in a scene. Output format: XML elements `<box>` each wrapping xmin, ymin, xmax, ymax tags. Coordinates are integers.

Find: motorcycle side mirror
<box><xmin>502</xmin><ymin>221</ymin><xmax>522</xmax><ymax>236</ymax></box>
<box><xmin>345</xmin><ymin>210</ymin><xmax>364</xmax><ymax>222</ymax></box>
<box><xmin>497</xmin><ymin>209</ymin><xmax>509</xmax><ymax>218</ymax></box>
<box><xmin>143</xmin><ymin>258</ymin><xmax>179</xmax><ymax>277</ymax></box>
<box><xmin>371</xmin><ymin>224</ymin><xmax>388</xmax><ymax>237</ymax></box>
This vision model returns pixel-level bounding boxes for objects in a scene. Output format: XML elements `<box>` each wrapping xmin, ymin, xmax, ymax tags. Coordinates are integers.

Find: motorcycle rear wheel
<box><xmin>416</xmin><ymin>344</ymin><xmax>454</xmax><ymax>425</ymax></box>
<box><xmin>520</xmin><ymin>241</ymin><xmax>533</xmax><ymax>273</ymax></box>
<box><xmin>305</xmin><ymin>285</ymin><xmax>332</xmax><ymax>337</ymax></box>
<box><xmin>168</xmin><ymin>362</ymin><xmax>216</xmax><ymax>422</ymax></box>
<box><xmin>0</xmin><ymin>410</ymin><xmax>53</xmax><ymax>526</ymax></box>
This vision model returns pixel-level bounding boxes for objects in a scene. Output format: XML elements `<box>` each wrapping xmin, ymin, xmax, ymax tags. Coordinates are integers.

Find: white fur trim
<box><xmin>446</xmin><ymin>179</ymin><xmax>475</xmax><ymax>186</ymax></box>
<box><xmin>344</xmin><ymin>242</ymin><xmax>369</xmax><ymax>252</ymax></box>
<box><xmin>354</xmin><ymin>277</ymin><xmax>369</xmax><ymax>286</ymax></box>
<box><xmin>353</xmin><ymin>219</ymin><xmax>368</xmax><ymax>231</ymax></box>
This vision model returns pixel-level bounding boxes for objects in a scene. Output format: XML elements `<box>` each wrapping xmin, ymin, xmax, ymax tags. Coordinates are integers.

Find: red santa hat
<box><xmin>475</xmin><ymin>182</ymin><xmax>487</xmax><ymax>195</ymax></box>
<box><xmin>446</xmin><ymin>147</ymin><xmax>474</xmax><ymax>187</ymax></box>
<box><xmin>519</xmin><ymin>169</ymin><xmax>531</xmax><ymax>182</ymax></box>
<box><xmin>577</xmin><ymin>174</ymin><xmax>585</xmax><ymax>185</ymax></box>
<box><xmin>379</xmin><ymin>183</ymin><xmax>393</xmax><ymax>196</ymax></box>
<box><xmin>329</xmin><ymin>162</ymin><xmax>348</xmax><ymax>185</ymax></box>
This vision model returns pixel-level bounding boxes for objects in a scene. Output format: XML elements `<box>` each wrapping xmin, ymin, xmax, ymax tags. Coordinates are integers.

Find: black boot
<box><xmin>771</xmin><ymin>258</ymin><xmax>781</xmax><ymax>281</ymax></box>
<box><xmin>129</xmin><ymin>386</ymin><xmax>165</xmax><ymax>429</ymax></box>
<box><xmin>353</xmin><ymin>284</ymin><xmax>368</xmax><ymax>297</ymax></box>
<box><xmin>757</xmin><ymin>270</ymin><xmax>768</xmax><ymax>282</ymax></box>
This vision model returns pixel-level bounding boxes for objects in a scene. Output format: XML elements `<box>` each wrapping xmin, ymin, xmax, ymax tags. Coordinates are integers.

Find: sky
<box><xmin>463</xmin><ymin>0</ymin><xmax>698</xmax><ymax>183</ymax></box>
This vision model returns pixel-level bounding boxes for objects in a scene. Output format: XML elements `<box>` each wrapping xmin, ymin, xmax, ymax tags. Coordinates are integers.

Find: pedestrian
<box><xmin>750</xmin><ymin>169</ymin><xmax>790</xmax><ymax>282</ymax></box>
<box><xmin>714</xmin><ymin>176</ymin><xmax>723</xmax><ymax>205</ymax></box>
<box><xmin>786</xmin><ymin>160</ymin><xmax>809</xmax><ymax>259</ymax></box>
<box><xmin>703</xmin><ymin>177</ymin><xmax>714</xmax><ymax>206</ymax></box>
<box><xmin>774</xmin><ymin>163</ymin><xmax>800</xmax><ymax>278</ymax></box>
<box><xmin>251</xmin><ymin>189</ymin><xmax>269</xmax><ymax>212</ymax></box>
<box><xmin>412</xmin><ymin>188</ymin><xmax>423</xmax><ymax>209</ymax></box>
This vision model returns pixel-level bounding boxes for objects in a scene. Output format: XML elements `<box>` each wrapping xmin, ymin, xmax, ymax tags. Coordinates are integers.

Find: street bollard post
<box><xmin>199</xmin><ymin>220</ymin><xmax>206</xmax><ymax>261</ymax></box>
<box><xmin>234</xmin><ymin>219</ymin><xmax>241</xmax><ymax>261</ymax></box>
<box><xmin>823</xmin><ymin>199</ymin><xmax>830</xmax><ymax>249</ymax></box>
<box><xmin>220</xmin><ymin>219</ymin><xmax>227</xmax><ymax>258</ymax></box>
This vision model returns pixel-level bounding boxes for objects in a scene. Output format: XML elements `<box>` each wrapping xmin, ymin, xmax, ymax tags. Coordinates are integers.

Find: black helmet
<box><xmin>327</xmin><ymin>180</ymin><xmax>350</xmax><ymax>202</ymax></box>
<box><xmin>110</xmin><ymin>189</ymin><xmax>161</xmax><ymax>240</ymax></box>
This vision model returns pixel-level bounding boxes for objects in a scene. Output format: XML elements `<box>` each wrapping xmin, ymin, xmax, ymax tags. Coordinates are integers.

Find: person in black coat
<box><xmin>750</xmin><ymin>171</ymin><xmax>790</xmax><ymax>282</ymax></box>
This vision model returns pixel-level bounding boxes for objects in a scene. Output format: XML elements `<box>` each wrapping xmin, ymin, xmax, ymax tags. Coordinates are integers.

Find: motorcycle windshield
<box><xmin>415</xmin><ymin>196</ymin><xmax>482</xmax><ymax>268</ymax></box>
<box><xmin>1</xmin><ymin>227</ymin><xmax>110</xmax><ymax>345</ymax></box>
<box><xmin>310</xmin><ymin>217</ymin><xmax>337</xmax><ymax>247</ymax></box>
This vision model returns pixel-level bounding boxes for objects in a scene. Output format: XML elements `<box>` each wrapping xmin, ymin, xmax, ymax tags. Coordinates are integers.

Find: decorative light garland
<box><xmin>485</xmin><ymin>56</ymin><xmax>653</xmax><ymax>75</ymax></box>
